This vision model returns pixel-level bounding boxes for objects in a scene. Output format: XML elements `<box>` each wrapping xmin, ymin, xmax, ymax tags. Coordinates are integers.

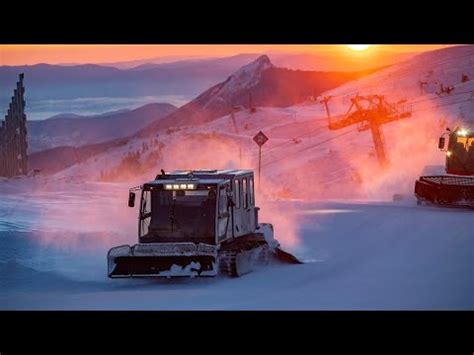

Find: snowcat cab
<box><xmin>442</xmin><ymin>127</ymin><xmax>474</xmax><ymax>175</ymax></box>
<box><xmin>107</xmin><ymin>169</ymin><xmax>300</xmax><ymax>278</ymax></box>
<box><xmin>415</xmin><ymin>126</ymin><xmax>474</xmax><ymax>208</ymax></box>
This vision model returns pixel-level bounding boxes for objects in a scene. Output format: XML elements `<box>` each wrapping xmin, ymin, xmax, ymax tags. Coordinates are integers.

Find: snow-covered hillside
<box><xmin>55</xmin><ymin>46</ymin><xmax>474</xmax><ymax>200</ymax></box>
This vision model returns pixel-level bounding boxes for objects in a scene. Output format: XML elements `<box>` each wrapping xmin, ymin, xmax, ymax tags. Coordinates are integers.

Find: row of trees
<box><xmin>99</xmin><ymin>139</ymin><xmax>163</xmax><ymax>182</ymax></box>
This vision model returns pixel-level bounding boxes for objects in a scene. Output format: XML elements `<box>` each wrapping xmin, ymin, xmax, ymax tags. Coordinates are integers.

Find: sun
<box><xmin>347</xmin><ymin>45</ymin><xmax>370</xmax><ymax>51</ymax></box>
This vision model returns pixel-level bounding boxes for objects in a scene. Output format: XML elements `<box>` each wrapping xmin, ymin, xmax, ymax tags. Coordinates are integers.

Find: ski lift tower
<box><xmin>320</xmin><ymin>94</ymin><xmax>412</xmax><ymax>167</ymax></box>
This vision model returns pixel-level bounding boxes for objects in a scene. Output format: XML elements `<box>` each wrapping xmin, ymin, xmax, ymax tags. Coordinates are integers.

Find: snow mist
<box><xmin>354</xmin><ymin>108</ymin><xmax>453</xmax><ymax>200</ymax></box>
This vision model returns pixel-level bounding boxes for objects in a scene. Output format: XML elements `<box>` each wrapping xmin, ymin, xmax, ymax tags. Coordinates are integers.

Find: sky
<box><xmin>0</xmin><ymin>45</ymin><xmax>450</xmax><ymax>67</ymax></box>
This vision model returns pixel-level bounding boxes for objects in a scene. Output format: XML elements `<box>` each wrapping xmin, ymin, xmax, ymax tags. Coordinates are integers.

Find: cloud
<box><xmin>22</xmin><ymin>95</ymin><xmax>192</xmax><ymax>121</ymax></box>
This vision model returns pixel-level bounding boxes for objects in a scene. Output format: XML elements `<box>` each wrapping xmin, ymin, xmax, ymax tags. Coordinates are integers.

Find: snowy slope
<box><xmin>132</xmin><ymin>55</ymin><xmax>373</xmax><ymax>140</ymax></box>
<box><xmin>55</xmin><ymin>45</ymin><xmax>474</xmax><ymax>200</ymax></box>
<box><xmin>0</xmin><ymin>181</ymin><xmax>472</xmax><ymax>310</ymax></box>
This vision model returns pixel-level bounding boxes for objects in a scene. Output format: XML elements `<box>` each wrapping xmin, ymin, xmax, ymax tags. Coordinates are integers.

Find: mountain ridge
<box><xmin>134</xmin><ymin>55</ymin><xmax>382</xmax><ymax>137</ymax></box>
<box><xmin>27</xmin><ymin>103</ymin><xmax>177</xmax><ymax>152</ymax></box>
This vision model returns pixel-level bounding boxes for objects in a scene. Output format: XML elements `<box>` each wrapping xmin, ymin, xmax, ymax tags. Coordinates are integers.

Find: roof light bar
<box><xmin>164</xmin><ymin>183</ymin><xmax>197</xmax><ymax>190</ymax></box>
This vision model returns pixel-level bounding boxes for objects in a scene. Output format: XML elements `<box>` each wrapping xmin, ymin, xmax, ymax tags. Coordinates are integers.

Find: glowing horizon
<box><xmin>347</xmin><ymin>45</ymin><xmax>370</xmax><ymax>51</ymax></box>
<box><xmin>0</xmin><ymin>44</ymin><xmax>450</xmax><ymax>67</ymax></box>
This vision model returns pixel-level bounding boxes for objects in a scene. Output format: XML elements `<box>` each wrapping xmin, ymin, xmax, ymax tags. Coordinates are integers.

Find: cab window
<box><xmin>142</xmin><ymin>190</ymin><xmax>152</xmax><ymax>215</ymax></box>
<box><xmin>242</xmin><ymin>177</ymin><xmax>248</xmax><ymax>209</ymax></box>
<box><xmin>249</xmin><ymin>177</ymin><xmax>254</xmax><ymax>205</ymax></box>
<box><xmin>456</xmin><ymin>137</ymin><xmax>468</xmax><ymax>149</ymax></box>
<box><xmin>234</xmin><ymin>179</ymin><xmax>241</xmax><ymax>208</ymax></box>
<box><xmin>219</xmin><ymin>187</ymin><xmax>227</xmax><ymax>214</ymax></box>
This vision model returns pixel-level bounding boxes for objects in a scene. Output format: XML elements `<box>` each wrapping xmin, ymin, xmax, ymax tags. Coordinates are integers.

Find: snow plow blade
<box><xmin>415</xmin><ymin>175</ymin><xmax>474</xmax><ymax>208</ymax></box>
<box><xmin>274</xmin><ymin>247</ymin><xmax>304</xmax><ymax>264</ymax></box>
<box><xmin>258</xmin><ymin>223</ymin><xmax>304</xmax><ymax>264</ymax></box>
<box><xmin>107</xmin><ymin>243</ymin><xmax>218</xmax><ymax>278</ymax></box>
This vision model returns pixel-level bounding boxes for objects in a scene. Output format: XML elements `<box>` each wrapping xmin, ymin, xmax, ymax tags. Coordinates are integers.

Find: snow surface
<box><xmin>0</xmin><ymin>180</ymin><xmax>472</xmax><ymax>310</ymax></box>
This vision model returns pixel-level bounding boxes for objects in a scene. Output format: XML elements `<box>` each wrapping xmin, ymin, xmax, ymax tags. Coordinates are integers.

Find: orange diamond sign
<box><xmin>253</xmin><ymin>131</ymin><xmax>269</xmax><ymax>147</ymax></box>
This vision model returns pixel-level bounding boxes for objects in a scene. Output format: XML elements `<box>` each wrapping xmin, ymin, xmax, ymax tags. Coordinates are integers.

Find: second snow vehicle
<box><xmin>415</xmin><ymin>126</ymin><xmax>474</xmax><ymax>208</ymax></box>
<box><xmin>108</xmin><ymin>169</ymin><xmax>301</xmax><ymax>278</ymax></box>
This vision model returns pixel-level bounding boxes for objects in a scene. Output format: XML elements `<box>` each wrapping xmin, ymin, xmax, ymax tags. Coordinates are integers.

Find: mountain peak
<box><xmin>201</xmin><ymin>55</ymin><xmax>273</xmax><ymax>105</ymax></box>
<box><xmin>256</xmin><ymin>54</ymin><xmax>272</xmax><ymax>65</ymax></box>
<box><xmin>231</xmin><ymin>54</ymin><xmax>273</xmax><ymax>78</ymax></box>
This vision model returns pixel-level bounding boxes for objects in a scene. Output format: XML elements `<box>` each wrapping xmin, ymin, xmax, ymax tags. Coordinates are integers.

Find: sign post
<box><xmin>253</xmin><ymin>130</ymin><xmax>269</xmax><ymax>189</ymax></box>
<box><xmin>230</xmin><ymin>108</ymin><xmax>242</xmax><ymax>167</ymax></box>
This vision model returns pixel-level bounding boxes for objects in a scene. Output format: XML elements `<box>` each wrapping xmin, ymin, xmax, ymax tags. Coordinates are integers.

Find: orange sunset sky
<box><xmin>0</xmin><ymin>45</ymin><xmax>450</xmax><ymax>66</ymax></box>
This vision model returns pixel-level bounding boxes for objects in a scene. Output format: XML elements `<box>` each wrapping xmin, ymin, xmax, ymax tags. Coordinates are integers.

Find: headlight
<box><xmin>164</xmin><ymin>183</ymin><xmax>197</xmax><ymax>190</ymax></box>
<box><xmin>457</xmin><ymin>129</ymin><xmax>469</xmax><ymax>136</ymax></box>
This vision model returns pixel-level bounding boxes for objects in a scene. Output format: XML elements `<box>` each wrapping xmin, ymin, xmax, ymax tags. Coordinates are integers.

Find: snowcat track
<box><xmin>109</xmin><ymin>255</ymin><xmax>216</xmax><ymax>278</ymax></box>
<box><xmin>415</xmin><ymin>175</ymin><xmax>474</xmax><ymax>209</ymax></box>
<box><xmin>219</xmin><ymin>238</ymin><xmax>270</xmax><ymax>277</ymax></box>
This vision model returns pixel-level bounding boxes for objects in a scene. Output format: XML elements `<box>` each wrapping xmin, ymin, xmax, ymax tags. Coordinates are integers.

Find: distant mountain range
<box><xmin>0</xmin><ymin>51</ymin><xmax>413</xmax><ymax>118</ymax></box>
<box><xmin>99</xmin><ymin>50</ymin><xmax>416</xmax><ymax>72</ymax></box>
<box><xmin>27</xmin><ymin>55</ymin><xmax>383</xmax><ymax>174</ymax></box>
<box><xmin>27</xmin><ymin>103</ymin><xmax>176</xmax><ymax>152</ymax></box>
<box><xmin>0</xmin><ymin>54</ymin><xmax>262</xmax><ymax>103</ymax></box>
<box><xmin>0</xmin><ymin>54</ymin><xmax>267</xmax><ymax>121</ymax></box>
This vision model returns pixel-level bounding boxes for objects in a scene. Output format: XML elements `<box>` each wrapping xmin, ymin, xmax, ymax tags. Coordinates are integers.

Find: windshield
<box><xmin>140</xmin><ymin>187</ymin><xmax>217</xmax><ymax>243</ymax></box>
<box><xmin>448</xmin><ymin>135</ymin><xmax>474</xmax><ymax>174</ymax></box>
